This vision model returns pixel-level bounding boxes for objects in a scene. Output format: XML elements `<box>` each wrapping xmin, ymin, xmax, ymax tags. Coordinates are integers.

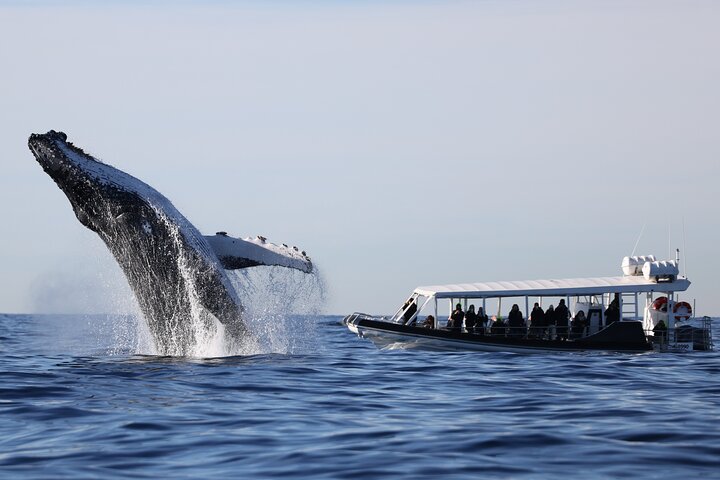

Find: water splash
<box><xmin>86</xmin><ymin>232</ymin><xmax>156</xmax><ymax>356</ymax></box>
<box><xmin>229</xmin><ymin>267</ymin><xmax>327</xmax><ymax>355</ymax></box>
<box><xmin>110</xmin><ymin>206</ymin><xmax>325</xmax><ymax>357</ymax></box>
<box><xmin>139</xmin><ymin>259</ymin><xmax>327</xmax><ymax>357</ymax></box>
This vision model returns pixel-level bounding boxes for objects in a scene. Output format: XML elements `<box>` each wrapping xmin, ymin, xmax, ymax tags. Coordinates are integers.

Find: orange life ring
<box><xmin>652</xmin><ymin>296</ymin><xmax>668</xmax><ymax>312</ymax></box>
<box><xmin>673</xmin><ymin>301</ymin><xmax>692</xmax><ymax>320</ymax></box>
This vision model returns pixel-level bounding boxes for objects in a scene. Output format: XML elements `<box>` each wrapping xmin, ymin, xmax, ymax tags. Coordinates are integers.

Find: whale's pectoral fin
<box><xmin>204</xmin><ymin>233</ymin><xmax>313</xmax><ymax>273</ymax></box>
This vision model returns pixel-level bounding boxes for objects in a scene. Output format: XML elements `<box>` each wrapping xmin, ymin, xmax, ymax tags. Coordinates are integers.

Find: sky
<box><xmin>0</xmin><ymin>0</ymin><xmax>718</xmax><ymax>316</ymax></box>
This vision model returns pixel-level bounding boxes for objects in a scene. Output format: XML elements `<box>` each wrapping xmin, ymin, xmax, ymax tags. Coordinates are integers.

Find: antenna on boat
<box><xmin>682</xmin><ymin>217</ymin><xmax>688</xmax><ymax>278</ymax></box>
<box><xmin>631</xmin><ymin>223</ymin><xmax>646</xmax><ymax>257</ymax></box>
<box><xmin>667</xmin><ymin>222</ymin><xmax>672</xmax><ymax>260</ymax></box>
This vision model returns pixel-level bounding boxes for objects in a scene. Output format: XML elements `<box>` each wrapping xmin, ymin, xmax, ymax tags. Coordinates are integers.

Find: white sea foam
<box><xmin>81</xmin><ymin>261</ymin><xmax>326</xmax><ymax>358</ymax></box>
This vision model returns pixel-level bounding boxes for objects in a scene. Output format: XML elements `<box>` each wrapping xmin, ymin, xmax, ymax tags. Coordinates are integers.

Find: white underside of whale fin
<box><xmin>204</xmin><ymin>233</ymin><xmax>313</xmax><ymax>273</ymax></box>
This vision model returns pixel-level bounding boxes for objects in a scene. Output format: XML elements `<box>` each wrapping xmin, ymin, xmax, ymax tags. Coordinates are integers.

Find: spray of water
<box><xmin>106</xmin><ymin>206</ymin><xmax>326</xmax><ymax>357</ymax></box>
<box><xmin>29</xmin><ymin>235</ymin><xmax>154</xmax><ymax>356</ymax></box>
<box><xmin>86</xmin><ymin>233</ymin><xmax>156</xmax><ymax>356</ymax></box>
<box><xmin>229</xmin><ymin>266</ymin><xmax>327</xmax><ymax>355</ymax></box>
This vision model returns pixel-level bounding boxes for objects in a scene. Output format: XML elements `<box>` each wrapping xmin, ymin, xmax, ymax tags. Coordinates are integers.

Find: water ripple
<box><xmin>0</xmin><ymin>314</ymin><xmax>718</xmax><ymax>478</ymax></box>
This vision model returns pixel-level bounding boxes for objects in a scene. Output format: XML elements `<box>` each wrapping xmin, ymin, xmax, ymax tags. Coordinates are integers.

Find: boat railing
<box><xmin>701</xmin><ymin>316</ymin><xmax>715</xmax><ymax>350</ymax></box>
<box><xmin>343</xmin><ymin>312</ymin><xmax>380</xmax><ymax>325</ymax></box>
<box><xmin>446</xmin><ymin>324</ymin><xmax>574</xmax><ymax>340</ymax></box>
<box><xmin>645</xmin><ymin>316</ymin><xmax>713</xmax><ymax>351</ymax></box>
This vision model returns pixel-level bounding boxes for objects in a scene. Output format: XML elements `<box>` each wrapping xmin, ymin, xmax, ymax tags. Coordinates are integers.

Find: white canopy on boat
<box><xmin>414</xmin><ymin>276</ymin><xmax>691</xmax><ymax>299</ymax></box>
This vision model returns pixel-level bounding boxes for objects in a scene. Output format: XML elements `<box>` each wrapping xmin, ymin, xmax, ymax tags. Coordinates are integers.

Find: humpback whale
<box><xmin>28</xmin><ymin>130</ymin><xmax>312</xmax><ymax>355</ymax></box>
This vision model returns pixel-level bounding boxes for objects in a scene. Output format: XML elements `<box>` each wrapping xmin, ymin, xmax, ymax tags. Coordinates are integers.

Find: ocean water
<box><xmin>0</xmin><ymin>313</ymin><xmax>719</xmax><ymax>479</ymax></box>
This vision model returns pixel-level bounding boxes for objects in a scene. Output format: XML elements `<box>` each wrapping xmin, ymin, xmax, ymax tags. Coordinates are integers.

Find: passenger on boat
<box><xmin>545</xmin><ymin>304</ymin><xmax>555</xmax><ymax>338</ymax></box>
<box><xmin>401</xmin><ymin>298</ymin><xmax>418</xmax><ymax>325</ymax></box>
<box><xmin>530</xmin><ymin>302</ymin><xmax>546</xmax><ymax>338</ymax></box>
<box><xmin>605</xmin><ymin>294</ymin><xmax>620</xmax><ymax>325</ymax></box>
<box><xmin>570</xmin><ymin>310</ymin><xmax>587</xmax><ymax>339</ymax></box>
<box><xmin>422</xmin><ymin>315</ymin><xmax>435</xmax><ymax>329</ymax></box>
<box><xmin>476</xmin><ymin>307</ymin><xmax>489</xmax><ymax>335</ymax></box>
<box><xmin>490</xmin><ymin>316</ymin><xmax>506</xmax><ymax>336</ymax></box>
<box><xmin>555</xmin><ymin>299</ymin><xmax>570</xmax><ymax>340</ymax></box>
<box><xmin>653</xmin><ymin>319</ymin><xmax>668</xmax><ymax>342</ymax></box>
<box><xmin>464</xmin><ymin>305</ymin><xmax>478</xmax><ymax>333</ymax></box>
<box><xmin>508</xmin><ymin>304</ymin><xmax>525</xmax><ymax>338</ymax></box>
<box><xmin>447</xmin><ymin>303</ymin><xmax>464</xmax><ymax>330</ymax></box>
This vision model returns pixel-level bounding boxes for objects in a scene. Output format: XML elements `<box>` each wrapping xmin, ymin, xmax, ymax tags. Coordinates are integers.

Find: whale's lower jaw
<box><xmin>29</xmin><ymin>131</ymin><xmax>250</xmax><ymax>356</ymax></box>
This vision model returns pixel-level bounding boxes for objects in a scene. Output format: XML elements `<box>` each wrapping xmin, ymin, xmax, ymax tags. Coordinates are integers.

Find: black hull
<box><xmin>346</xmin><ymin>316</ymin><xmax>654</xmax><ymax>353</ymax></box>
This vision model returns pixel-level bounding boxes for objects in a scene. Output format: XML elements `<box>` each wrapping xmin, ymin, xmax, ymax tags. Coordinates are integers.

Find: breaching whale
<box><xmin>28</xmin><ymin>130</ymin><xmax>312</xmax><ymax>355</ymax></box>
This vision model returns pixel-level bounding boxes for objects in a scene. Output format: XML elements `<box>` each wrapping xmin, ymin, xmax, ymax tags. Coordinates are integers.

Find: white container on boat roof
<box><xmin>621</xmin><ymin>255</ymin><xmax>656</xmax><ymax>276</ymax></box>
<box><xmin>642</xmin><ymin>260</ymin><xmax>679</xmax><ymax>281</ymax></box>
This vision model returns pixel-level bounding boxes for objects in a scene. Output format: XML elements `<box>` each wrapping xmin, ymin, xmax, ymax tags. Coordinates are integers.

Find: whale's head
<box><xmin>28</xmin><ymin>130</ymin><xmax>175</xmax><ymax>236</ymax></box>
